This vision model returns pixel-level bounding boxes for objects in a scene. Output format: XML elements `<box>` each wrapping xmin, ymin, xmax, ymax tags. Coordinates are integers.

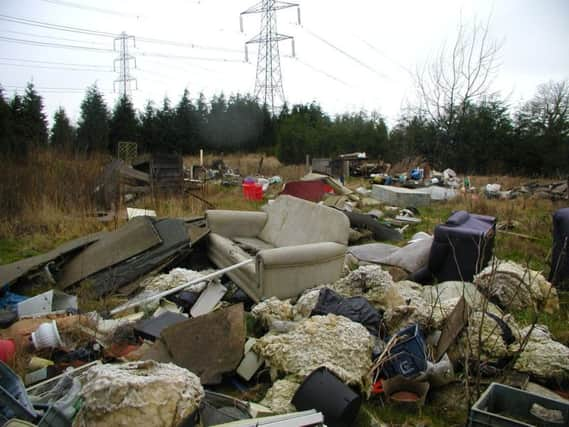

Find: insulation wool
<box><xmin>449</xmin><ymin>311</ymin><xmax>520</xmax><ymax>364</ymax></box>
<box><xmin>75</xmin><ymin>361</ymin><xmax>204</xmax><ymax>427</ymax></box>
<box><xmin>293</xmin><ymin>289</ymin><xmax>321</xmax><ymax>319</ymax></box>
<box><xmin>251</xmin><ymin>297</ymin><xmax>294</xmax><ymax>326</ymax></box>
<box><xmin>259</xmin><ymin>379</ymin><xmax>300</xmax><ymax>414</ymax></box>
<box><xmin>328</xmin><ymin>265</ymin><xmax>395</xmax><ymax>298</ymax></box>
<box><xmin>139</xmin><ymin>268</ymin><xmax>208</xmax><ymax>293</ymax></box>
<box><xmin>512</xmin><ymin>325</ymin><xmax>569</xmax><ymax>380</ymax></box>
<box><xmin>253</xmin><ymin>314</ymin><xmax>373</xmax><ymax>390</ymax></box>
<box><xmin>474</xmin><ymin>261</ymin><xmax>559</xmax><ymax>313</ymax></box>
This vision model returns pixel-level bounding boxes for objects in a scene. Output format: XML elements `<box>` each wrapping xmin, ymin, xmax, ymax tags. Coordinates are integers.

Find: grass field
<box><xmin>1</xmin><ymin>149</ymin><xmax>568</xmax><ymax>426</ymax></box>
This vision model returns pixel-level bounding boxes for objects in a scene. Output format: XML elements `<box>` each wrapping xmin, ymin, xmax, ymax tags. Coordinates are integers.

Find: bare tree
<box><xmin>415</xmin><ymin>17</ymin><xmax>502</xmax><ymax>134</ymax></box>
<box><xmin>520</xmin><ymin>80</ymin><xmax>569</xmax><ymax>137</ymax></box>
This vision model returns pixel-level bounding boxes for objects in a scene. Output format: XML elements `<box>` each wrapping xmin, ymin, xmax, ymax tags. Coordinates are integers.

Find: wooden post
<box><xmin>200</xmin><ymin>149</ymin><xmax>204</xmax><ymax>167</ymax></box>
<box><xmin>306</xmin><ymin>154</ymin><xmax>310</xmax><ymax>173</ymax></box>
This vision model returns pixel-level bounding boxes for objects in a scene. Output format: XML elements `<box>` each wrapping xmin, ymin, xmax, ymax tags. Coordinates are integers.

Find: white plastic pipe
<box><xmin>109</xmin><ymin>258</ymin><xmax>254</xmax><ymax>316</ymax></box>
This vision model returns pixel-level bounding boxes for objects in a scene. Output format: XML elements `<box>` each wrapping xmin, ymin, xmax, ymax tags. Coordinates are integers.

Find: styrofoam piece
<box><xmin>17</xmin><ymin>290</ymin><xmax>78</xmax><ymax>318</ymax></box>
<box><xmin>237</xmin><ymin>338</ymin><xmax>264</xmax><ymax>381</ymax></box>
<box><xmin>190</xmin><ymin>281</ymin><xmax>227</xmax><ymax>317</ymax></box>
<box><xmin>31</xmin><ymin>321</ymin><xmax>63</xmax><ymax>350</ymax></box>
<box><xmin>126</xmin><ymin>207</ymin><xmax>157</xmax><ymax>220</ymax></box>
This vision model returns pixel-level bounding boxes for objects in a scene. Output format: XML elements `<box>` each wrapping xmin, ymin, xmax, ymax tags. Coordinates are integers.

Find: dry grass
<box><xmin>184</xmin><ymin>152</ymin><xmax>307</xmax><ymax>181</ymax></box>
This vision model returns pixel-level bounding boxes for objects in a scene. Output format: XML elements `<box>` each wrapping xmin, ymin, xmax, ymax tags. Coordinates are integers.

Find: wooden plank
<box><xmin>119</xmin><ymin>166</ymin><xmax>150</xmax><ymax>183</ymax></box>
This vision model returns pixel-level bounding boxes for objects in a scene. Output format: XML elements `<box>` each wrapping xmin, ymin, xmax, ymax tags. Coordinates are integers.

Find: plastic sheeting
<box><xmin>311</xmin><ymin>288</ymin><xmax>381</xmax><ymax>336</ymax></box>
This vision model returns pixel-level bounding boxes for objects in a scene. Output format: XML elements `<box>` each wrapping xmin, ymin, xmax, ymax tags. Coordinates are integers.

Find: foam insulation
<box><xmin>253</xmin><ymin>314</ymin><xmax>373</xmax><ymax>390</ymax></box>
<box><xmin>75</xmin><ymin>361</ymin><xmax>204</xmax><ymax>427</ymax></box>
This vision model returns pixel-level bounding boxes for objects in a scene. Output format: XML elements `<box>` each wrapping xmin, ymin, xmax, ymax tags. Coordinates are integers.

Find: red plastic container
<box><xmin>242</xmin><ymin>182</ymin><xmax>263</xmax><ymax>201</ymax></box>
<box><xmin>0</xmin><ymin>339</ymin><xmax>15</xmax><ymax>364</ymax></box>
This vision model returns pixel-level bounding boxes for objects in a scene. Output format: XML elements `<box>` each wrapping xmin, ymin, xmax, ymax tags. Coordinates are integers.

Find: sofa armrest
<box><xmin>205</xmin><ymin>210</ymin><xmax>268</xmax><ymax>238</ymax></box>
<box><xmin>257</xmin><ymin>242</ymin><xmax>346</xmax><ymax>268</ymax></box>
<box><xmin>255</xmin><ymin>242</ymin><xmax>346</xmax><ymax>300</ymax></box>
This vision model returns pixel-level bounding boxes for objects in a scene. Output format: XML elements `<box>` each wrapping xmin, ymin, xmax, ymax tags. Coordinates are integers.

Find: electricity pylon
<box><xmin>241</xmin><ymin>1</ymin><xmax>300</xmax><ymax>115</ymax></box>
<box><xmin>113</xmin><ymin>32</ymin><xmax>137</xmax><ymax>98</ymax></box>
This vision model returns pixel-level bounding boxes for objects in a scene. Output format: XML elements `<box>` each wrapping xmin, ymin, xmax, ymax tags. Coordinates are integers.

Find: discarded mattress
<box><xmin>371</xmin><ymin>184</ymin><xmax>457</xmax><ymax>207</ymax></box>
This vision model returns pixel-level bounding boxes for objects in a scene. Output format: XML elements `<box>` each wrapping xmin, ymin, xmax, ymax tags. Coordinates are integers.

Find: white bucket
<box><xmin>31</xmin><ymin>320</ymin><xmax>63</xmax><ymax>349</ymax></box>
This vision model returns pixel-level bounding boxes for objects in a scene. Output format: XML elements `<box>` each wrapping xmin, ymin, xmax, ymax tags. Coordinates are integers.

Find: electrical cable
<box><xmin>0</xmin><ymin>35</ymin><xmax>114</xmax><ymax>53</ymax></box>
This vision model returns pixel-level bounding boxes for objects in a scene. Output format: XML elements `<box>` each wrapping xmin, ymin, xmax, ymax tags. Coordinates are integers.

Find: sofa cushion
<box><xmin>258</xmin><ymin>195</ymin><xmax>349</xmax><ymax>247</ymax></box>
<box><xmin>233</xmin><ymin>237</ymin><xmax>275</xmax><ymax>254</ymax></box>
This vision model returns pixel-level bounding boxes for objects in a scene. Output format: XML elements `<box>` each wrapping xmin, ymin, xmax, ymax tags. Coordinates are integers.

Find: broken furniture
<box><xmin>1</xmin><ymin>216</ymin><xmax>209</xmax><ymax>299</ymax></box>
<box><xmin>550</xmin><ymin>207</ymin><xmax>569</xmax><ymax>288</ymax></box>
<box><xmin>280</xmin><ymin>180</ymin><xmax>334</xmax><ymax>202</ymax></box>
<box><xmin>371</xmin><ymin>185</ymin><xmax>431</xmax><ymax>208</ymax></box>
<box><xmin>205</xmin><ymin>195</ymin><xmax>350</xmax><ymax>302</ymax></box>
<box><xmin>410</xmin><ymin>211</ymin><xmax>496</xmax><ymax>284</ymax></box>
<box><xmin>468</xmin><ymin>382</ymin><xmax>569</xmax><ymax>427</ymax></box>
<box><xmin>292</xmin><ymin>367</ymin><xmax>361</xmax><ymax>427</ymax></box>
<box><xmin>17</xmin><ymin>290</ymin><xmax>77</xmax><ymax>319</ymax></box>
<box><xmin>132</xmin><ymin>152</ymin><xmax>184</xmax><ymax>193</ymax></box>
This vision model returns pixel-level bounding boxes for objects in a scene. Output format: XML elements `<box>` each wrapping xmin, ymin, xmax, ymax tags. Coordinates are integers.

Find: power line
<box><xmin>38</xmin><ymin>0</ymin><xmax>142</xmax><ymax>19</ymax></box>
<box><xmin>2</xmin><ymin>84</ymin><xmax>112</xmax><ymax>93</ymax></box>
<box><xmin>0</xmin><ymin>62</ymin><xmax>113</xmax><ymax>72</ymax></box>
<box><xmin>136</xmin><ymin>36</ymin><xmax>242</xmax><ymax>53</ymax></box>
<box><xmin>294</xmin><ymin>58</ymin><xmax>351</xmax><ymax>87</ymax></box>
<box><xmin>138</xmin><ymin>51</ymin><xmax>244</xmax><ymax>63</ymax></box>
<box><xmin>0</xmin><ymin>14</ymin><xmax>117</xmax><ymax>38</ymax></box>
<box><xmin>0</xmin><ymin>35</ymin><xmax>114</xmax><ymax>53</ymax></box>
<box><xmin>0</xmin><ymin>57</ymin><xmax>110</xmax><ymax>68</ymax></box>
<box><xmin>0</xmin><ymin>29</ymin><xmax>109</xmax><ymax>46</ymax></box>
<box><xmin>0</xmin><ymin>14</ymin><xmax>243</xmax><ymax>54</ymax></box>
<box><xmin>303</xmin><ymin>27</ymin><xmax>390</xmax><ymax>80</ymax></box>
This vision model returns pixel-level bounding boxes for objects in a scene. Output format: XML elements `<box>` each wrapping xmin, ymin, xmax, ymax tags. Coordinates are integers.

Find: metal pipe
<box><xmin>109</xmin><ymin>258</ymin><xmax>254</xmax><ymax>316</ymax></box>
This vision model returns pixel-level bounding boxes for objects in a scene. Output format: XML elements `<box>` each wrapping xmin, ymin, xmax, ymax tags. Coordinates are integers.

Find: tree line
<box><xmin>0</xmin><ymin>80</ymin><xmax>567</xmax><ymax>176</ymax></box>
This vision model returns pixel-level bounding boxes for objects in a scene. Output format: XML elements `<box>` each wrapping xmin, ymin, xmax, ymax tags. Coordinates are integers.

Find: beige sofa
<box><xmin>205</xmin><ymin>195</ymin><xmax>350</xmax><ymax>302</ymax></box>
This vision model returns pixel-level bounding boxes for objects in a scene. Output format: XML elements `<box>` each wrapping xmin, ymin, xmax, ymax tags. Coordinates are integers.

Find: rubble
<box><xmin>474</xmin><ymin>260</ymin><xmax>559</xmax><ymax>313</ymax></box>
<box><xmin>75</xmin><ymin>361</ymin><xmax>204</xmax><ymax>427</ymax></box>
<box><xmin>253</xmin><ymin>314</ymin><xmax>374</xmax><ymax>389</ymax></box>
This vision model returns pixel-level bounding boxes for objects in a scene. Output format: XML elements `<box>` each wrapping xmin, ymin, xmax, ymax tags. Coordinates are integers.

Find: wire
<box><xmin>294</xmin><ymin>58</ymin><xmax>351</xmax><ymax>87</ymax></box>
<box><xmin>0</xmin><ymin>14</ymin><xmax>241</xmax><ymax>54</ymax></box>
<box><xmin>303</xmin><ymin>27</ymin><xmax>390</xmax><ymax>80</ymax></box>
<box><xmin>138</xmin><ymin>51</ymin><xmax>245</xmax><ymax>64</ymax></box>
<box><xmin>0</xmin><ymin>62</ymin><xmax>113</xmax><ymax>72</ymax></box>
<box><xmin>0</xmin><ymin>14</ymin><xmax>117</xmax><ymax>38</ymax></box>
<box><xmin>0</xmin><ymin>29</ymin><xmax>109</xmax><ymax>47</ymax></box>
<box><xmin>0</xmin><ymin>35</ymin><xmax>114</xmax><ymax>53</ymax></box>
<box><xmin>2</xmin><ymin>84</ymin><xmax>112</xmax><ymax>94</ymax></box>
<box><xmin>0</xmin><ymin>57</ymin><xmax>110</xmax><ymax>68</ymax></box>
<box><xmin>136</xmin><ymin>36</ymin><xmax>242</xmax><ymax>54</ymax></box>
<box><xmin>38</xmin><ymin>0</ymin><xmax>142</xmax><ymax>19</ymax></box>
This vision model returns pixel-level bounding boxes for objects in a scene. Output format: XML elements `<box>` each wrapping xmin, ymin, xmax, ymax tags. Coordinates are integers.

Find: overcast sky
<box><xmin>1</xmin><ymin>0</ymin><xmax>568</xmax><ymax>127</ymax></box>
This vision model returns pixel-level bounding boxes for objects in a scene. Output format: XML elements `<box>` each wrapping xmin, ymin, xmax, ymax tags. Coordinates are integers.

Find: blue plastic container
<box><xmin>381</xmin><ymin>324</ymin><xmax>427</xmax><ymax>379</ymax></box>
